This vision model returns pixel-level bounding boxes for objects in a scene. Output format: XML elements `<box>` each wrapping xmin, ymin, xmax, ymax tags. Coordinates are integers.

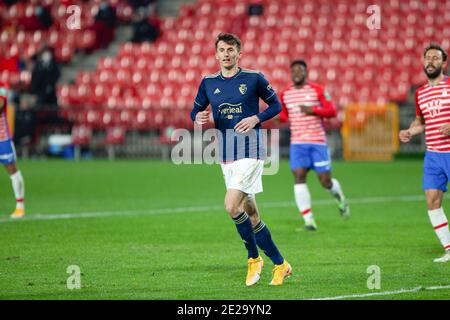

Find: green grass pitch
<box><xmin>0</xmin><ymin>159</ymin><xmax>449</xmax><ymax>299</ymax></box>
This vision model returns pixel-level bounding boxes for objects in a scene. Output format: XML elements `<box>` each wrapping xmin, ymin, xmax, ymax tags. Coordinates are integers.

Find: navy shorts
<box><xmin>290</xmin><ymin>143</ymin><xmax>331</xmax><ymax>172</ymax></box>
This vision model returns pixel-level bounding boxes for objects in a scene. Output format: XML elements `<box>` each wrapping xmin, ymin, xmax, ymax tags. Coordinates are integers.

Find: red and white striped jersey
<box><xmin>279</xmin><ymin>81</ymin><xmax>336</xmax><ymax>144</ymax></box>
<box><xmin>416</xmin><ymin>76</ymin><xmax>450</xmax><ymax>153</ymax></box>
<box><xmin>0</xmin><ymin>81</ymin><xmax>11</xmax><ymax>142</ymax></box>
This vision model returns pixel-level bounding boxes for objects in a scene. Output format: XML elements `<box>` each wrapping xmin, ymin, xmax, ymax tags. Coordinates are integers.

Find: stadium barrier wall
<box><xmin>342</xmin><ymin>103</ymin><xmax>399</xmax><ymax>161</ymax></box>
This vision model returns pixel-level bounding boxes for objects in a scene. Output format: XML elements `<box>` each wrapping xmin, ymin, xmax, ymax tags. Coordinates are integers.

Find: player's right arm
<box><xmin>190</xmin><ymin>78</ymin><xmax>210</xmax><ymax>125</ymax></box>
<box><xmin>399</xmin><ymin>116</ymin><xmax>425</xmax><ymax>143</ymax></box>
<box><xmin>399</xmin><ymin>91</ymin><xmax>425</xmax><ymax>143</ymax></box>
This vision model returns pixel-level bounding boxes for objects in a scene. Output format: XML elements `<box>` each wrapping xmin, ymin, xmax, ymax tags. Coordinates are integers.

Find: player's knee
<box><xmin>320</xmin><ymin>177</ymin><xmax>332</xmax><ymax>189</ymax></box>
<box><xmin>295</xmin><ymin>177</ymin><xmax>306</xmax><ymax>184</ymax></box>
<box><xmin>5</xmin><ymin>164</ymin><xmax>17</xmax><ymax>175</ymax></box>
<box><xmin>244</xmin><ymin>197</ymin><xmax>255</xmax><ymax>209</ymax></box>
<box><xmin>224</xmin><ymin>202</ymin><xmax>241</xmax><ymax>216</ymax></box>
<box><xmin>425</xmin><ymin>190</ymin><xmax>443</xmax><ymax>210</ymax></box>
<box><xmin>294</xmin><ymin>173</ymin><xmax>306</xmax><ymax>184</ymax></box>
<box><xmin>426</xmin><ymin>197</ymin><xmax>441</xmax><ymax>210</ymax></box>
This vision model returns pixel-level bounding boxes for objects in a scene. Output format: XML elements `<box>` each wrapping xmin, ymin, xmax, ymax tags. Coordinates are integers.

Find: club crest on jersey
<box><xmin>425</xmin><ymin>99</ymin><xmax>442</xmax><ymax>118</ymax></box>
<box><xmin>443</xmin><ymin>88</ymin><xmax>448</xmax><ymax>96</ymax></box>
<box><xmin>239</xmin><ymin>84</ymin><xmax>247</xmax><ymax>95</ymax></box>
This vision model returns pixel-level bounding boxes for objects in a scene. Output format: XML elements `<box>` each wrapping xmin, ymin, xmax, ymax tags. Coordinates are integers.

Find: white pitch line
<box><xmin>310</xmin><ymin>285</ymin><xmax>450</xmax><ymax>300</ymax></box>
<box><xmin>0</xmin><ymin>194</ymin><xmax>440</xmax><ymax>224</ymax></box>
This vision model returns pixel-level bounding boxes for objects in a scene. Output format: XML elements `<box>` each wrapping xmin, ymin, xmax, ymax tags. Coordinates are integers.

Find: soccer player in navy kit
<box><xmin>190</xmin><ymin>33</ymin><xmax>292</xmax><ymax>286</ymax></box>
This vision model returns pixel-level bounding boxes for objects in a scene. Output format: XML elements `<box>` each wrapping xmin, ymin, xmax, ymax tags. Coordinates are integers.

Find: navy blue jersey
<box><xmin>190</xmin><ymin>68</ymin><xmax>282</xmax><ymax>162</ymax></box>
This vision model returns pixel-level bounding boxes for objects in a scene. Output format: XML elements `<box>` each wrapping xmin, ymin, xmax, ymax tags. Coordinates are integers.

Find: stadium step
<box><xmin>58</xmin><ymin>25</ymin><xmax>133</xmax><ymax>86</ymax></box>
<box><xmin>156</xmin><ymin>0</ymin><xmax>197</xmax><ymax>17</ymax></box>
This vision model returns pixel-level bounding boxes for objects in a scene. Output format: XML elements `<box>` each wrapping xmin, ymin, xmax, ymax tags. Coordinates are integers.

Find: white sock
<box><xmin>329</xmin><ymin>178</ymin><xmax>345</xmax><ymax>202</ymax></box>
<box><xmin>428</xmin><ymin>208</ymin><xmax>450</xmax><ymax>251</ymax></box>
<box><xmin>10</xmin><ymin>170</ymin><xmax>25</xmax><ymax>210</ymax></box>
<box><xmin>294</xmin><ymin>183</ymin><xmax>314</xmax><ymax>223</ymax></box>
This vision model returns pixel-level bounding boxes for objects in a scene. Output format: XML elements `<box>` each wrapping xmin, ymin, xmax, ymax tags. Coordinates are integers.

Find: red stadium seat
<box><xmin>72</xmin><ymin>125</ymin><xmax>93</xmax><ymax>146</ymax></box>
<box><xmin>105</xmin><ymin>127</ymin><xmax>127</xmax><ymax>145</ymax></box>
<box><xmin>124</xmin><ymin>96</ymin><xmax>139</xmax><ymax>109</ymax></box>
<box><xmin>57</xmin><ymin>84</ymin><xmax>70</xmax><ymax>108</ymax></box>
<box><xmin>116</xmin><ymin>4</ymin><xmax>133</xmax><ymax>23</ymax></box>
<box><xmin>89</xmin><ymin>84</ymin><xmax>107</xmax><ymax>108</ymax></box>
<box><xmin>76</xmin><ymin>72</ymin><xmax>94</xmax><ymax>85</ymax></box>
<box><xmin>105</xmin><ymin>96</ymin><xmax>124</xmax><ymax>110</ymax></box>
<box><xmin>54</xmin><ymin>43</ymin><xmax>74</xmax><ymax>63</ymax></box>
<box><xmin>153</xmin><ymin>109</ymin><xmax>168</xmax><ymax>129</ymax></box>
<box><xmin>77</xmin><ymin>30</ymin><xmax>96</xmax><ymax>50</ymax></box>
<box><xmin>141</xmin><ymin>96</ymin><xmax>153</xmax><ymax>109</ymax></box>
<box><xmin>101</xmin><ymin>110</ymin><xmax>119</xmax><ymax>127</ymax></box>
<box><xmin>132</xmin><ymin>110</ymin><xmax>152</xmax><ymax>129</ymax></box>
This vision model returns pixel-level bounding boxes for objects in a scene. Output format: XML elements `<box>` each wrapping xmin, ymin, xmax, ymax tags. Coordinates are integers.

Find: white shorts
<box><xmin>221</xmin><ymin>158</ymin><xmax>264</xmax><ymax>194</ymax></box>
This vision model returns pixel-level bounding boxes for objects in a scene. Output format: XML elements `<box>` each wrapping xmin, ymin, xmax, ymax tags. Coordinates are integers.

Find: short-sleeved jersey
<box><xmin>416</xmin><ymin>76</ymin><xmax>450</xmax><ymax>152</ymax></box>
<box><xmin>190</xmin><ymin>68</ymin><xmax>281</xmax><ymax>162</ymax></box>
<box><xmin>0</xmin><ymin>82</ymin><xmax>11</xmax><ymax>142</ymax></box>
<box><xmin>279</xmin><ymin>82</ymin><xmax>336</xmax><ymax>145</ymax></box>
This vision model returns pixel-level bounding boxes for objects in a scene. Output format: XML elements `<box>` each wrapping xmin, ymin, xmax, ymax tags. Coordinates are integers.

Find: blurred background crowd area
<box><xmin>1</xmin><ymin>0</ymin><xmax>447</xmax><ymax>160</ymax></box>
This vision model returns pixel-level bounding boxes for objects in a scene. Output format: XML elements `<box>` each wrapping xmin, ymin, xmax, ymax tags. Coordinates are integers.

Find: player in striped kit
<box><xmin>399</xmin><ymin>43</ymin><xmax>450</xmax><ymax>262</ymax></box>
<box><xmin>279</xmin><ymin>60</ymin><xmax>349</xmax><ymax>231</ymax></box>
<box><xmin>0</xmin><ymin>81</ymin><xmax>26</xmax><ymax>219</ymax></box>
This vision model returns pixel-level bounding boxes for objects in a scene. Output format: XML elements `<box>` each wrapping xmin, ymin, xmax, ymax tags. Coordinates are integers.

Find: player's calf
<box><xmin>318</xmin><ymin>175</ymin><xmax>333</xmax><ymax>189</ymax></box>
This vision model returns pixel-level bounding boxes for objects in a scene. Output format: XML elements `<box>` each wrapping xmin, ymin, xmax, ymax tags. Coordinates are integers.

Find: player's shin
<box><xmin>253</xmin><ymin>221</ymin><xmax>284</xmax><ymax>265</ymax></box>
<box><xmin>428</xmin><ymin>208</ymin><xmax>450</xmax><ymax>250</ymax></box>
<box><xmin>233</xmin><ymin>212</ymin><xmax>259</xmax><ymax>259</ymax></box>
<box><xmin>10</xmin><ymin>170</ymin><xmax>25</xmax><ymax>210</ymax></box>
<box><xmin>294</xmin><ymin>183</ymin><xmax>314</xmax><ymax>223</ymax></box>
<box><xmin>329</xmin><ymin>178</ymin><xmax>345</xmax><ymax>201</ymax></box>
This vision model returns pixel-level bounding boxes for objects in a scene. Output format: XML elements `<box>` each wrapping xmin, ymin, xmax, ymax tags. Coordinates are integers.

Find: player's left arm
<box><xmin>0</xmin><ymin>97</ymin><xmax>5</xmax><ymax>113</ymax></box>
<box><xmin>438</xmin><ymin>123</ymin><xmax>450</xmax><ymax>135</ymax></box>
<box><xmin>301</xmin><ymin>86</ymin><xmax>337</xmax><ymax>118</ymax></box>
<box><xmin>234</xmin><ymin>73</ymin><xmax>281</xmax><ymax>133</ymax></box>
<box><xmin>438</xmin><ymin>92</ymin><xmax>450</xmax><ymax>135</ymax></box>
<box><xmin>278</xmin><ymin>90</ymin><xmax>289</xmax><ymax>123</ymax></box>
<box><xmin>0</xmin><ymin>84</ymin><xmax>7</xmax><ymax>113</ymax></box>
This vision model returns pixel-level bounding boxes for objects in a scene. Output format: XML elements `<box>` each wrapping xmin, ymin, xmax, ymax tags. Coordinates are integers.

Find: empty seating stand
<box><xmin>58</xmin><ymin>0</ymin><xmax>447</xmax><ymax>158</ymax></box>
